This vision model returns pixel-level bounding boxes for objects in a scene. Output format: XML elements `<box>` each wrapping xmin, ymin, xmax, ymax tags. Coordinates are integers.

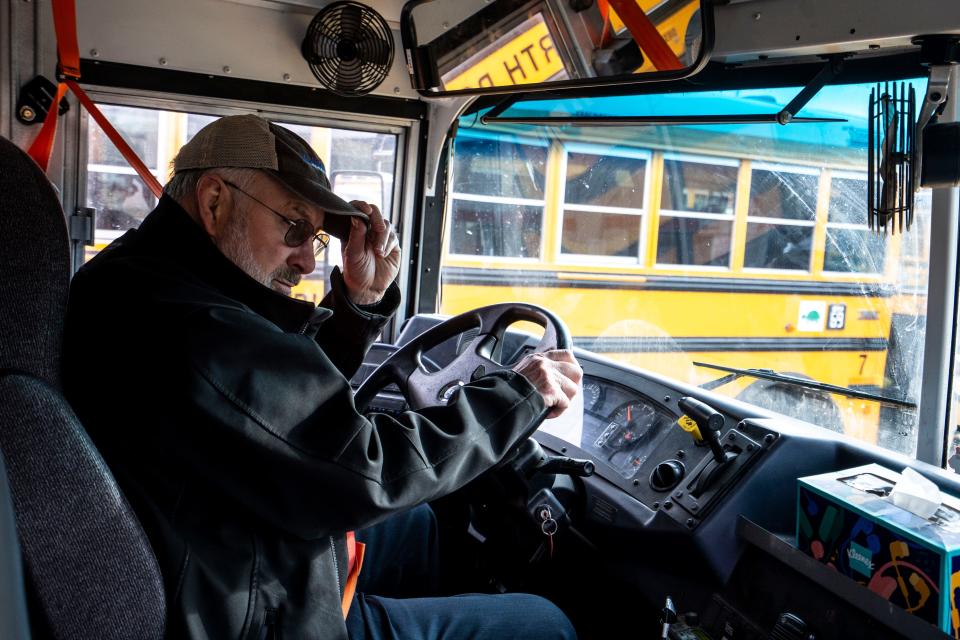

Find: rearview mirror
<box><xmin>401</xmin><ymin>0</ymin><xmax>713</xmax><ymax>96</ymax></box>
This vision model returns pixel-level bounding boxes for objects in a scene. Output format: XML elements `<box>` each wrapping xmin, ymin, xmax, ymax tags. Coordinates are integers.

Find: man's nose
<box><xmin>289</xmin><ymin>240</ymin><xmax>317</xmax><ymax>275</ymax></box>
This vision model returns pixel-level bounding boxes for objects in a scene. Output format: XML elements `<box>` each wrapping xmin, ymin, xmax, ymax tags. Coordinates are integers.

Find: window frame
<box><xmin>655</xmin><ymin>152</ymin><xmax>740</xmax><ymax>270</ymax></box>
<box><xmin>70</xmin><ymin>85</ymin><xmax>415</xmax><ymax>335</ymax></box>
<box><xmin>743</xmin><ymin>161</ymin><xmax>822</xmax><ymax>273</ymax></box>
<box><xmin>556</xmin><ymin>142</ymin><xmax>652</xmax><ymax>265</ymax></box>
<box><xmin>447</xmin><ymin>132</ymin><xmax>550</xmax><ymax>262</ymax></box>
<box><xmin>822</xmin><ymin>170</ymin><xmax>886</xmax><ymax>276</ymax></box>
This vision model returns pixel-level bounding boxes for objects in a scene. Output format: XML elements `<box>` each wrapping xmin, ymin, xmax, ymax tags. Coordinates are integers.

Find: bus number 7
<box><xmin>858</xmin><ymin>354</ymin><xmax>867</xmax><ymax>375</ymax></box>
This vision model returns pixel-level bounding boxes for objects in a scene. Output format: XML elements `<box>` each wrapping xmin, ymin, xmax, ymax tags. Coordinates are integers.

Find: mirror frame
<box><xmin>400</xmin><ymin>0</ymin><xmax>716</xmax><ymax>97</ymax></box>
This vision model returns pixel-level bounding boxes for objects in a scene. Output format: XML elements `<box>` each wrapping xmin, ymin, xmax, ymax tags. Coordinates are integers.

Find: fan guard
<box><xmin>301</xmin><ymin>1</ymin><xmax>394</xmax><ymax>97</ymax></box>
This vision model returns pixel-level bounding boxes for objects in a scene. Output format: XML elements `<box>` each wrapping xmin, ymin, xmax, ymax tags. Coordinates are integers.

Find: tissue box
<box><xmin>797</xmin><ymin>464</ymin><xmax>960</xmax><ymax>634</ymax></box>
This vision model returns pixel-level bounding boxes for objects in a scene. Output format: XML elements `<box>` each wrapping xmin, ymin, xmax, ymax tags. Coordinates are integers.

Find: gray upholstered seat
<box><xmin>0</xmin><ymin>136</ymin><xmax>166</xmax><ymax>639</ymax></box>
<box><xmin>0</xmin><ymin>447</ymin><xmax>30</xmax><ymax>640</ymax></box>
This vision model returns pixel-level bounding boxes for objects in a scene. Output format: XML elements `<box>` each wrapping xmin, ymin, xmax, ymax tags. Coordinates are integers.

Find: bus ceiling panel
<box><xmin>713</xmin><ymin>0</ymin><xmax>960</xmax><ymax>64</ymax></box>
<box><xmin>73</xmin><ymin>0</ymin><xmax>419</xmax><ymax>100</ymax></box>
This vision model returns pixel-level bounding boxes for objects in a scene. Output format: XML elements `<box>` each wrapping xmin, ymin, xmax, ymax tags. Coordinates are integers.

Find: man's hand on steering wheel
<box><xmin>342</xmin><ymin>201</ymin><xmax>401</xmax><ymax>305</ymax></box>
<box><xmin>513</xmin><ymin>350</ymin><xmax>583</xmax><ymax>419</ymax></box>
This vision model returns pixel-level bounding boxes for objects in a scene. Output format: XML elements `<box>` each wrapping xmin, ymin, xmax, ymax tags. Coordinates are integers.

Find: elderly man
<box><xmin>63</xmin><ymin>115</ymin><xmax>581</xmax><ymax>640</ymax></box>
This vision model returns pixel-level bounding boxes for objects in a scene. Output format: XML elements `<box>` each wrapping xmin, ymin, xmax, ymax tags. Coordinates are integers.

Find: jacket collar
<box><xmin>135</xmin><ymin>195</ymin><xmax>321</xmax><ymax>333</ymax></box>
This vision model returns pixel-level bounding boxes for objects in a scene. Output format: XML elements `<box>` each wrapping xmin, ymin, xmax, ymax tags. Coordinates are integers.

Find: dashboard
<box><xmin>351</xmin><ymin>312</ymin><xmax>960</xmax><ymax>640</ymax></box>
<box><xmin>353</xmin><ymin>314</ymin><xmax>781</xmax><ymax>532</ymax></box>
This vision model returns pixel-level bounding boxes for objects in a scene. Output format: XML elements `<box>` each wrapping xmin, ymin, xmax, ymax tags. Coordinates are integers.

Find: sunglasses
<box><xmin>222</xmin><ymin>180</ymin><xmax>330</xmax><ymax>256</ymax></box>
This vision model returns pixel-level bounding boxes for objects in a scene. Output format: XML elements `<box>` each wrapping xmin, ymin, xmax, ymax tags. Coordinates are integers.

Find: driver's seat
<box><xmin>0</xmin><ymin>136</ymin><xmax>166</xmax><ymax>639</ymax></box>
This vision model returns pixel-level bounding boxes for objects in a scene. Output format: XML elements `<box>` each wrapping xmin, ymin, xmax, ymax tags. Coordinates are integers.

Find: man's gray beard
<box><xmin>217</xmin><ymin>209</ymin><xmax>301</xmax><ymax>294</ymax></box>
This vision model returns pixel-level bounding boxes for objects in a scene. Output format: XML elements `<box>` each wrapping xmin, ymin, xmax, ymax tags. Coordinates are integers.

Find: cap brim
<box><xmin>272</xmin><ymin>171</ymin><xmax>369</xmax><ymax>241</ymax></box>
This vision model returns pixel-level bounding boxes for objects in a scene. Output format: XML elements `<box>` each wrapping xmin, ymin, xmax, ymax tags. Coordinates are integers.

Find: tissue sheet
<box><xmin>890</xmin><ymin>467</ymin><xmax>942</xmax><ymax>520</ymax></box>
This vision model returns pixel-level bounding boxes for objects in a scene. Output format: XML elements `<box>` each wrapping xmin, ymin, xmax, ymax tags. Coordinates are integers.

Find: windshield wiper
<box><xmin>693</xmin><ymin>361</ymin><xmax>916</xmax><ymax>409</ymax></box>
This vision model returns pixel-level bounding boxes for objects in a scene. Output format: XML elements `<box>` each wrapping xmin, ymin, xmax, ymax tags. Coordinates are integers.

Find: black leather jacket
<box><xmin>63</xmin><ymin>195</ymin><xmax>546</xmax><ymax>639</ymax></box>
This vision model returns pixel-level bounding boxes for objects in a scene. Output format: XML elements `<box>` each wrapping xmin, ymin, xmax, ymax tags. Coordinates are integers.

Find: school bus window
<box><xmin>824</xmin><ymin>172</ymin><xmax>885</xmax><ymax>274</ymax></box>
<box><xmin>657</xmin><ymin>217</ymin><xmax>733</xmax><ymax>267</ymax></box>
<box><xmin>827</xmin><ymin>173</ymin><xmax>868</xmax><ymax>224</ymax></box>
<box><xmin>564</xmin><ymin>151</ymin><xmax>647</xmax><ymax>208</ymax></box>
<box><xmin>744</xmin><ymin>165</ymin><xmax>819</xmax><ymax>270</ymax></box>
<box><xmin>560</xmin><ymin>150</ymin><xmax>647</xmax><ymax>258</ymax></box>
<box><xmin>88</xmin><ymin>105</ymin><xmax>160</xmax><ymax>167</ymax></box>
<box><xmin>452</xmin><ymin>136</ymin><xmax>547</xmax><ymax>200</ymax></box>
<box><xmin>86</xmin><ymin>171</ymin><xmax>158</xmax><ymax>234</ymax></box>
<box><xmin>449</xmin><ymin>136</ymin><xmax>547</xmax><ymax>258</ymax></box>
<box><xmin>86</xmin><ymin>105</ymin><xmax>164</xmax><ymax>244</ymax></box>
<box><xmin>657</xmin><ymin>156</ymin><xmax>737</xmax><ymax>267</ymax></box>
<box><xmin>186</xmin><ymin>114</ymin><xmax>217</xmax><ymax>138</ymax></box>
<box><xmin>824</xmin><ymin>227</ymin><xmax>886</xmax><ymax>273</ymax></box>
<box><xmin>562</xmin><ymin>210</ymin><xmax>642</xmax><ymax>258</ymax></box>
<box><xmin>449</xmin><ymin>201</ymin><xmax>543</xmax><ymax>258</ymax></box>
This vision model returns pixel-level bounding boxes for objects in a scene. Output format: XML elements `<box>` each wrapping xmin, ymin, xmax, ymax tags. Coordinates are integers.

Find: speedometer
<box><xmin>594</xmin><ymin>401</ymin><xmax>659</xmax><ymax>450</ymax></box>
<box><xmin>582</xmin><ymin>379</ymin><xmax>605</xmax><ymax>412</ymax></box>
<box><xmin>592</xmin><ymin>400</ymin><xmax>667</xmax><ymax>479</ymax></box>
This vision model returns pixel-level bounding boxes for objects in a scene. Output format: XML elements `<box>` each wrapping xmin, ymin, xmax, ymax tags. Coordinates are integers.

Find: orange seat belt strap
<box><xmin>26</xmin><ymin>82</ymin><xmax>68</xmax><ymax>171</ymax></box>
<box><xmin>341</xmin><ymin>531</ymin><xmax>365</xmax><ymax>619</ymax></box>
<box><xmin>52</xmin><ymin>0</ymin><xmax>81</xmax><ymax>80</ymax></box>
<box><xmin>26</xmin><ymin>0</ymin><xmax>77</xmax><ymax>172</ymax></box>
<box><xmin>66</xmin><ymin>80</ymin><xmax>164</xmax><ymax>198</ymax></box>
<box><xmin>27</xmin><ymin>0</ymin><xmax>162</xmax><ymax>200</ymax></box>
<box><xmin>605</xmin><ymin>0</ymin><xmax>684</xmax><ymax>71</ymax></box>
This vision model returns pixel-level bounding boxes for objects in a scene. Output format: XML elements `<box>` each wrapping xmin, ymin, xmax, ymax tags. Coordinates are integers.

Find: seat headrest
<box><xmin>0</xmin><ymin>137</ymin><xmax>71</xmax><ymax>385</ymax></box>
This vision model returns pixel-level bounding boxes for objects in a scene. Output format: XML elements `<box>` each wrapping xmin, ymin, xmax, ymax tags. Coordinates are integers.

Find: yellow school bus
<box><xmin>437</xmin><ymin>83</ymin><xmax>928</xmax><ymax>444</ymax></box>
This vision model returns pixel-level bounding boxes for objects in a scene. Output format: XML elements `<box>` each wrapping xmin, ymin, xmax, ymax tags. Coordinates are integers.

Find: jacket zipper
<box><xmin>259</xmin><ymin>607</ymin><xmax>279</xmax><ymax>640</ymax></box>
<box><xmin>329</xmin><ymin>535</ymin><xmax>343</xmax><ymax>599</ymax></box>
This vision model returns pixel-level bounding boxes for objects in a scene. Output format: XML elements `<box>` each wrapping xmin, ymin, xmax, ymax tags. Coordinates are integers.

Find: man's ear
<box><xmin>195</xmin><ymin>173</ymin><xmax>231</xmax><ymax>238</ymax></box>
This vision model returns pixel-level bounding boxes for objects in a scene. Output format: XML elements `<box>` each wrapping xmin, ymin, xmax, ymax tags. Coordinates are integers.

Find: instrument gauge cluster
<box><xmin>578</xmin><ymin>376</ymin><xmax>679</xmax><ymax>481</ymax></box>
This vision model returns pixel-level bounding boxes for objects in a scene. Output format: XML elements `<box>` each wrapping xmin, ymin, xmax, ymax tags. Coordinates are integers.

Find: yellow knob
<box><xmin>677</xmin><ymin>415</ymin><xmax>703</xmax><ymax>443</ymax></box>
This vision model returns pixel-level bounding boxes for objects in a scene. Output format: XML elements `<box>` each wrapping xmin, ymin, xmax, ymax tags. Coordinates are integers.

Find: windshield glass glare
<box><xmin>440</xmin><ymin>80</ymin><xmax>931</xmax><ymax>458</ymax></box>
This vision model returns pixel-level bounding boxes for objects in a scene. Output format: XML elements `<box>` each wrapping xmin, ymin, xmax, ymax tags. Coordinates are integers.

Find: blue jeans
<box><xmin>346</xmin><ymin>505</ymin><xmax>577</xmax><ymax>640</ymax></box>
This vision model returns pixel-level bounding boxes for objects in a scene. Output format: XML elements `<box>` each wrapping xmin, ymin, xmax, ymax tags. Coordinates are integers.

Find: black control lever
<box><xmin>678</xmin><ymin>396</ymin><xmax>727</xmax><ymax>464</ymax></box>
<box><xmin>512</xmin><ymin>439</ymin><xmax>595</xmax><ymax>478</ymax></box>
<box><xmin>660</xmin><ymin>596</ymin><xmax>677</xmax><ymax>639</ymax></box>
<box><xmin>535</xmin><ymin>456</ymin><xmax>595</xmax><ymax>478</ymax></box>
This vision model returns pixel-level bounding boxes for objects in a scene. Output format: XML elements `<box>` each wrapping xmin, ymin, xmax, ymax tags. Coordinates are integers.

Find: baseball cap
<box><xmin>172</xmin><ymin>114</ymin><xmax>367</xmax><ymax>240</ymax></box>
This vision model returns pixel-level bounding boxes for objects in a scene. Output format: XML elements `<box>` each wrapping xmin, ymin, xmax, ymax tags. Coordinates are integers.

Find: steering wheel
<box><xmin>353</xmin><ymin>303</ymin><xmax>571</xmax><ymax>415</ymax></box>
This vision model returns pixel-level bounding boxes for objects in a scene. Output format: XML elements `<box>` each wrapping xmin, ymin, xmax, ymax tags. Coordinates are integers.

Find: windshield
<box><xmin>439</xmin><ymin>80</ymin><xmax>931</xmax><ymax>457</ymax></box>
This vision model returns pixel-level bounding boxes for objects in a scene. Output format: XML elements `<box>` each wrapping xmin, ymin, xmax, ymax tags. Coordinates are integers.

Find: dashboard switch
<box><xmin>650</xmin><ymin>459</ymin><xmax>685</xmax><ymax>492</ymax></box>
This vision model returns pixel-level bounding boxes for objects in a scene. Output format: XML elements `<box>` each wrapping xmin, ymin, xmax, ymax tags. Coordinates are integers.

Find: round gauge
<box><xmin>582</xmin><ymin>379</ymin><xmax>606</xmax><ymax>412</ymax></box>
<box><xmin>594</xmin><ymin>401</ymin><xmax>660</xmax><ymax>452</ymax></box>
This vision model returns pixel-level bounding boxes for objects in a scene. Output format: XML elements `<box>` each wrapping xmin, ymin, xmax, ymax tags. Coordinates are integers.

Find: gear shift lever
<box><xmin>678</xmin><ymin>396</ymin><xmax>727</xmax><ymax>464</ymax></box>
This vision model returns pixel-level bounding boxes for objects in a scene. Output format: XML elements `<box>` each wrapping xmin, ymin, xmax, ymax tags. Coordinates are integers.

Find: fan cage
<box><xmin>302</xmin><ymin>1</ymin><xmax>395</xmax><ymax>97</ymax></box>
<box><xmin>867</xmin><ymin>82</ymin><xmax>916</xmax><ymax>234</ymax></box>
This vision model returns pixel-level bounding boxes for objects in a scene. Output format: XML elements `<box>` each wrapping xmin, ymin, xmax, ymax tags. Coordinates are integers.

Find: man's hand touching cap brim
<box><xmin>340</xmin><ymin>200</ymin><xmax>401</xmax><ymax>306</ymax></box>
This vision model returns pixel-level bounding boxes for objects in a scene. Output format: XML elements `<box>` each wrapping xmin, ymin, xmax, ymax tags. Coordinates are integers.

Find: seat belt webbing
<box><xmin>25</xmin><ymin>82</ymin><xmax>68</xmax><ymax>171</ymax></box>
<box><xmin>26</xmin><ymin>0</ymin><xmax>163</xmax><ymax>199</ymax></box>
<box><xmin>603</xmin><ymin>0</ymin><xmax>684</xmax><ymax>72</ymax></box>
<box><xmin>66</xmin><ymin>80</ymin><xmax>163</xmax><ymax>197</ymax></box>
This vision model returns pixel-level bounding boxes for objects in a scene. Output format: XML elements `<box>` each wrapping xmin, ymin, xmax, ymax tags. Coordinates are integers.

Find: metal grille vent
<box><xmin>300</xmin><ymin>1</ymin><xmax>394</xmax><ymax>97</ymax></box>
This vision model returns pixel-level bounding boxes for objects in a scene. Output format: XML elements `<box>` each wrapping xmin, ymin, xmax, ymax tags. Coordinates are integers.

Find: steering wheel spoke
<box><xmin>354</xmin><ymin>303</ymin><xmax>571</xmax><ymax>415</ymax></box>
